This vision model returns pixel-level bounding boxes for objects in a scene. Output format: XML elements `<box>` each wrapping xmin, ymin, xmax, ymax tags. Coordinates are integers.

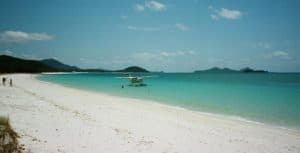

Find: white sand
<box><xmin>0</xmin><ymin>74</ymin><xmax>299</xmax><ymax>153</ymax></box>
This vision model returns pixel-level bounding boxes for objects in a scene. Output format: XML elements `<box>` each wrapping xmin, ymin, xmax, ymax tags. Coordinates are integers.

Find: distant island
<box><xmin>239</xmin><ymin>67</ymin><xmax>268</xmax><ymax>73</ymax></box>
<box><xmin>0</xmin><ymin>55</ymin><xmax>149</xmax><ymax>73</ymax></box>
<box><xmin>194</xmin><ymin>67</ymin><xmax>268</xmax><ymax>73</ymax></box>
<box><xmin>41</xmin><ymin>58</ymin><xmax>80</xmax><ymax>72</ymax></box>
<box><xmin>0</xmin><ymin>55</ymin><xmax>269</xmax><ymax>74</ymax></box>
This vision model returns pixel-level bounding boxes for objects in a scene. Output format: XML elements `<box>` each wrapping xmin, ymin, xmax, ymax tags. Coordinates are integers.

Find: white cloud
<box><xmin>257</xmin><ymin>42</ymin><xmax>271</xmax><ymax>49</ymax></box>
<box><xmin>129</xmin><ymin>50</ymin><xmax>196</xmax><ymax>65</ymax></box>
<box><xmin>0</xmin><ymin>50</ymin><xmax>13</xmax><ymax>55</ymax></box>
<box><xmin>127</xmin><ymin>25</ymin><xmax>159</xmax><ymax>31</ymax></box>
<box><xmin>134</xmin><ymin>1</ymin><xmax>166</xmax><ymax>12</ymax></box>
<box><xmin>263</xmin><ymin>51</ymin><xmax>291</xmax><ymax>60</ymax></box>
<box><xmin>134</xmin><ymin>4</ymin><xmax>145</xmax><ymax>11</ymax></box>
<box><xmin>159</xmin><ymin>50</ymin><xmax>195</xmax><ymax>57</ymax></box>
<box><xmin>271</xmin><ymin>51</ymin><xmax>291</xmax><ymax>59</ymax></box>
<box><xmin>145</xmin><ymin>1</ymin><xmax>166</xmax><ymax>11</ymax></box>
<box><xmin>175</xmin><ymin>23</ymin><xmax>189</xmax><ymax>31</ymax></box>
<box><xmin>272</xmin><ymin>51</ymin><xmax>288</xmax><ymax>56</ymax></box>
<box><xmin>209</xmin><ymin>6</ymin><xmax>242</xmax><ymax>20</ymax></box>
<box><xmin>0</xmin><ymin>30</ymin><xmax>53</xmax><ymax>43</ymax></box>
<box><xmin>210</xmin><ymin>14</ymin><xmax>218</xmax><ymax>20</ymax></box>
<box><xmin>128</xmin><ymin>23</ymin><xmax>190</xmax><ymax>32</ymax></box>
<box><xmin>111</xmin><ymin>50</ymin><xmax>196</xmax><ymax>65</ymax></box>
<box><xmin>132</xmin><ymin>52</ymin><xmax>159</xmax><ymax>61</ymax></box>
<box><xmin>218</xmin><ymin>8</ymin><xmax>242</xmax><ymax>20</ymax></box>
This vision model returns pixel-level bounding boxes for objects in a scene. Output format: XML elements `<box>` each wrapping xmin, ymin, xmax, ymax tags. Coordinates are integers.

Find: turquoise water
<box><xmin>38</xmin><ymin>73</ymin><xmax>300</xmax><ymax>130</ymax></box>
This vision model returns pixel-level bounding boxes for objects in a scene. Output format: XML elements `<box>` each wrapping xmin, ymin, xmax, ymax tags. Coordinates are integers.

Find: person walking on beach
<box><xmin>9</xmin><ymin>78</ymin><xmax>13</xmax><ymax>87</ymax></box>
<box><xmin>2</xmin><ymin>77</ymin><xmax>6</xmax><ymax>86</ymax></box>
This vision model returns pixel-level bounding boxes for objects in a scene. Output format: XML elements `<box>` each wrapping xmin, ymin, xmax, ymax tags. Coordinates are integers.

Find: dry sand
<box><xmin>0</xmin><ymin>74</ymin><xmax>299</xmax><ymax>153</ymax></box>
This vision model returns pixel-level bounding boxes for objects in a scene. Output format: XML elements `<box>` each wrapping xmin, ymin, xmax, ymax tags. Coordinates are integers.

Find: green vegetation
<box><xmin>194</xmin><ymin>67</ymin><xmax>238</xmax><ymax>73</ymax></box>
<box><xmin>0</xmin><ymin>55</ymin><xmax>58</xmax><ymax>73</ymax></box>
<box><xmin>239</xmin><ymin>67</ymin><xmax>268</xmax><ymax>73</ymax></box>
<box><xmin>0</xmin><ymin>116</ymin><xmax>23</xmax><ymax>153</ymax></box>
<box><xmin>0</xmin><ymin>55</ymin><xmax>149</xmax><ymax>73</ymax></box>
<box><xmin>118</xmin><ymin>66</ymin><xmax>149</xmax><ymax>73</ymax></box>
<box><xmin>194</xmin><ymin>67</ymin><xmax>268</xmax><ymax>73</ymax></box>
<box><xmin>41</xmin><ymin>58</ymin><xmax>79</xmax><ymax>71</ymax></box>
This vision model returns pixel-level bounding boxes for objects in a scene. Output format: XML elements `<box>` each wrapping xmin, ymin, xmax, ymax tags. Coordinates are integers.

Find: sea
<box><xmin>37</xmin><ymin>72</ymin><xmax>300</xmax><ymax>130</ymax></box>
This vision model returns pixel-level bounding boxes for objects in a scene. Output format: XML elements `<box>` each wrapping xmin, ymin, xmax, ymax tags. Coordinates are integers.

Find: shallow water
<box><xmin>38</xmin><ymin>72</ymin><xmax>300</xmax><ymax>130</ymax></box>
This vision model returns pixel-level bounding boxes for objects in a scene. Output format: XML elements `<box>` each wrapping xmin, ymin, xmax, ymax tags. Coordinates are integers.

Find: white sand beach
<box><xmin>0</xmin><ymin>74</ymin><xmax>299</xmax><ymax>153</ymax></box>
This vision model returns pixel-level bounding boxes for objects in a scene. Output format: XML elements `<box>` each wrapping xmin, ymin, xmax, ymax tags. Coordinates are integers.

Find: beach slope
<box><xmin>0</xmin><ymin>74</ymin><xmax>299</xmax><ymax>153</ymax></box>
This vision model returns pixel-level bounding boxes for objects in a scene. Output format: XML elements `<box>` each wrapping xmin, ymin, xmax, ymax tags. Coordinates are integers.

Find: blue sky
<box><xmin>0</xmin><ymin>0</ymin><xmax>299</xmax><ymax>72</ymax></box>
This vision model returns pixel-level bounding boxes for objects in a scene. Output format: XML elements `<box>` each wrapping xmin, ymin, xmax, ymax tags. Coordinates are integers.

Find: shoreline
<box><xmin>37</xmin><ymin>74</ymin><xmax>299</xmax><ymax>132</ymax></box>
<box><xmin>1</xmin><ymin>74</ymin><xmax>299</xmax><ymax>153</ymax></box>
